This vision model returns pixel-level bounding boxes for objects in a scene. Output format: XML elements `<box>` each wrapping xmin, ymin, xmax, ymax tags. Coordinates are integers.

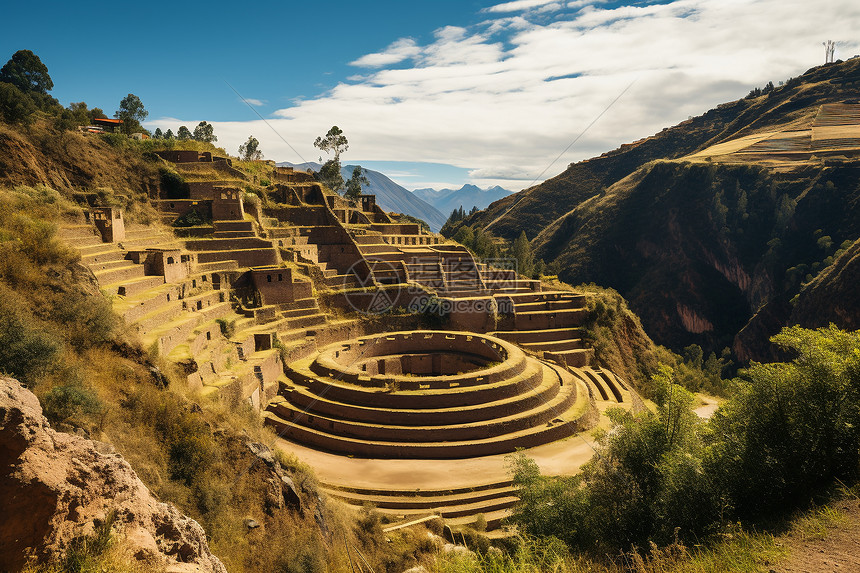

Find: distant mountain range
<box><xmin>412</xmin><ymin>184</ymin><xmax>513</xmax><ymax>217</ymax></box>
<box><xmin>277</xmin><ymin>162</ymin><xmax>447</xmax><ymax>232</ymax></box>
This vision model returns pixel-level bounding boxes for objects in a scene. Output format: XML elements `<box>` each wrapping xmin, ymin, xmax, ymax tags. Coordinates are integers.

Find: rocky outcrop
<box><xmin>0</xmin><ymin>376</ymin><xmax>226</xmax><ymax>572</ymax></box>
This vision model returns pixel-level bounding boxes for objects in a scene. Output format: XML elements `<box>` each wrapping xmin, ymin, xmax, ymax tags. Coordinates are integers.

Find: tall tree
<box><xmin>115</xmin><ymin>93</ymin><xmax>148</xmax><ymax>134</ymax></box>
<box><xmin>511</xmin><ymin>231</ymin><xmax>535</xmax><ymax>277</ymax></box>
<box><xmin>177</xmin><ymin>125</ymin><xmax>192</xmax><ymax>140</ymax></box>
<box><xmin>317</xmin><ymin>160</ymin><xmax>344</xmax><ymax>193</ymax></box>
<box><xmin>164</xmin><ymin>128</ymin><xmax>175</xmax><ymax>139</ymax></box>
<box><xmin>313</xmin><ymin>126</ymin><xmax>349</xmax><ymax>193</ymax></box>
<box><xmin>344</xmin><ymin>166</ymin><xmax>369</xmax><ymax>200</ymax></box>
<box><xmin>0</xmin><ymin>50</ymin><xmax>53</xmax><ymax>94</ymax></box>
<box><xmin>153</xmin><ymin>127</ymin><xmax>163</xmax><ymax>139</ymax></box>
<box><xmin>238</xmin><ymin>135</ymin><xmax>262</xmax><ymax>161</ymax></box>
<box><xmin>192</xmin><ymin>121</ymin><xmax>217</xmax><ymax>143</ymax></box>
<box><xmin>313</xmin><ymin>125</ymin><xmax>348</xmax><ymax>162</ymax></box>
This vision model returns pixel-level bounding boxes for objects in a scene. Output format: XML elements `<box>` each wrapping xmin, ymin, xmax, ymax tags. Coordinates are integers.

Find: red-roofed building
<box><xmin>92</xmin><ymin>118</ymin><xmax>123</xmax><ymax>133</ymax></box>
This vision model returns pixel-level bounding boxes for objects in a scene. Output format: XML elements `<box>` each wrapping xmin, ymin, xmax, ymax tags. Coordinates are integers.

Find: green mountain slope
<box><xmin>459</xmin><ymin>58</ymin><xmax>860</xmax><ymax>357</ymax></box>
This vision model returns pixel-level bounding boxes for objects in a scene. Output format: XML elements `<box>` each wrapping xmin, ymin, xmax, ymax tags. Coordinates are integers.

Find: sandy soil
<box><xmin>275</xmin><ymin>432</ymin><xmax>599</xmax><ymax>490</ymax></box>
<box><xmin>777</xmin><ymin>501</ymin><xmax>860</xmax><ymax>573</ymax></box>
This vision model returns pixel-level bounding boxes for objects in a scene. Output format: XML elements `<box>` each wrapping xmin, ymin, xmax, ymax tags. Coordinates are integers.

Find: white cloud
<box><xmin>350</xmin><ymin>38</ymin><xmax>421</xmax><ymax>67</ymax></box>
<box><xmin>485</xmin><ymin>0</ymin><xmax>565</xmax><ymax>13</ymax></box>
<box><xmin>157</xmin><ymin>0</ymin><xmax>860</xmax><ymax>191</ymax></box>
<box><xmin>243</xmin><ymin>98</ymin><xmax>265</xmax><ymax>107</ymax></box>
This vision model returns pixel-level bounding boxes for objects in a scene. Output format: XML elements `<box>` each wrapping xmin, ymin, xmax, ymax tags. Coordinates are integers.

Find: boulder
<box><xmin>0</xmin><ymin>376</ymin><xmax>226</xmax><ymax>572</ymax></box>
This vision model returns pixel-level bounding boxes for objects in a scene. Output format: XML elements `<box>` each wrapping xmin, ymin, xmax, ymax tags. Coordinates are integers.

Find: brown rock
<box><xmin>0</xmin><ymin>376</ymin><xmax>226</xmax><ymax>572</ymax></box>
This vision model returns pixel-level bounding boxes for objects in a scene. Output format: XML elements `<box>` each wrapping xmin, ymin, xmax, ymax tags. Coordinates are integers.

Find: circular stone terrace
<box><xmin>266</xmin><ymin>330</ymin><xmax>595</xmax><ymax>459</ymax></box>
<box><xmin>266</xmin><ymin>331</ymin><xmax>630</xmax><ymax>531</ymax></box>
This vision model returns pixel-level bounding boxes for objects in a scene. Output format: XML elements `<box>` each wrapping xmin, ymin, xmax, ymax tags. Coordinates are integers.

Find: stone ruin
<box><xmin>58</xmin><ymin>155</ymin><xmax>636</xmax><ymax>532</ymax></box>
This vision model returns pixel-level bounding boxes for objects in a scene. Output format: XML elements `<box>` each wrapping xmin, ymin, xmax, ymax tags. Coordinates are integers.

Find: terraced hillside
<box><xmin>59</xmin><ymin>151</ymin><xmax>638</xmax><ymax>532</ymax></box>
<box><xmin>452</xmin><ymin>59</ymin><xmax>860</xmax><ymax>357</ymax></box>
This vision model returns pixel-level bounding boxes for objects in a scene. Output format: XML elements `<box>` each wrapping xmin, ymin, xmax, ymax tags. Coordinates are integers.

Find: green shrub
<box><xmin>51</xmin><ymin>290</ymin><xmax>118</xmax><ymax>350</ymax></box>
<box><xmin>215</xmin><ymin>317</ymin><xmax>235</xmax><ymax>339</ymax></box>
<box><xmin>156</xmin><ymin>406</ymin><xmax>216</xmax><ymax>486</ymax></box>
<box><xmin>60</xmin><ymin>511</ymin><xmax>116</xmax><ymax>573</ymax></box>
<box><xmin>0</xmin><ymin>290</ymin><xmax>62</xmax><ymax>387</ymax></box>
<box><xmin>42</xmin><ymin>382</ymin><xmax>103</xmax><ymax>423</ymax></box>
<box><xmin>172</xmin><ymin>209</ymin><xmax>211</xmax><ymax>227</ymax></box>
<box><xmin>707</xmin><ymin>325</ymin><xmax>860</xmax><ymax>518</ymax></box>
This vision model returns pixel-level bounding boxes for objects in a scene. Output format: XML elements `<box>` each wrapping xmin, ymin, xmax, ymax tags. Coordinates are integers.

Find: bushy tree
<box><xmin>192</xmin><ymin>121</ymin><xmax>216</xmax><ymax>143</ymax></box>
<box><xmin>42</xmin><ymin>383</ymin><xmax>103</xmax><ymax>423</ymax></box>
<box><xmin>115</xmin><ymin>93</ymin><xmax>148</xmax><ymax>134</ymax></box>
<box><xmin>0</xmin><ymin>49</ymin><xmax>53</xmax><ymax>94</ymax></box>
<box><xmin>153</xmin><ymin>127</ymin><xmax>163</xmax><ymax>139</ymax></box>
<box><xmin>707</xmin><ymin>325</ymin><xmax>860</xmax><ymax>517</ymax></box>
<box><xmin>317</xmin><ymin>160</ymin><xmax>344</xmax><ymax>193</ymax></box>
<box><xmin>0</xmin><ymin>81</ymin><xmax>36</xmax><ymax>124</ymax></box>
<box><xmin>344</xmin><ymin>166</ymin><xmax>369</xmax><ymax>199</ymax></box>
<box><xmin>511</xmin><ymin>325</ymin><xmax>860</xmax><ymax>556</ymax></box>
<box><xmin>0</xmin><ymin>292</ymin><xmax>61</xmax><ymax>387</ymax></box>
<box><xmin>165</xmin><ymin>128</ymin><xmax>174</xmax><ymax>139</ymax></box>
<box><xmin>177</xmin><ymin>125</ymin><xmax>192</xmax><ymax>140</ymax></box>
<box><xmin>89</xmin><ymin>107</ymin><xmax>107</xmax><ymax>122</ymax></box>
<box><xmin>313</xmin><ymin>125</ymin><xmax>348</xmax><ymax>162</ymax></box>
<box><xmin>510</xmin><ymin>366</ymin><xmax>713</xmax><ymax>551</ymax></box>
<box><xmin>54</xmin><ymin>101</ymin><xmax>102</xmax><ymax>131</ymax></box>
<box><xmin>238</xmin><ymin>135</ymin><xmax>262</xmax><ymax>160</ymax></box>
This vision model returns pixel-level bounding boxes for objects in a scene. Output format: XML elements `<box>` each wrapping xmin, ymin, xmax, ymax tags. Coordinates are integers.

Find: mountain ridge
<box><xmin>453</xmin><ymin>58</ymin><xmax>860</xmax><ymax>358</ymax></box>
<box><xmin>413</xmin><ymin>183</ymin><xmax>513</xmax><ymax>217</ymax></box>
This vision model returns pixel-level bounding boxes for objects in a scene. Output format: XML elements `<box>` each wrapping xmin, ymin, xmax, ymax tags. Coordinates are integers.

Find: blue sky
<box><xmin>3</xmin><ymin>1</ymin><xmax>860</xmax><ymax>191</ymax></box>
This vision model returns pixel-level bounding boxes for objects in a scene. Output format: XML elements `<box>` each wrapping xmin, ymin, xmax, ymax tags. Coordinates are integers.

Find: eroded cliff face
<box><xmin>0</xmin><ymin>376</ymin><xmax>226</xmax><ymax>572</ymax></box>
<box><xmin>791</xmin><ymin>237</ymin><xmax>860</xmax><ymax>331</ymax></box>
<box><xmin>530</xmin><ymin>159</ymin><xmax>860</xmax><ymax>359</ymax></box>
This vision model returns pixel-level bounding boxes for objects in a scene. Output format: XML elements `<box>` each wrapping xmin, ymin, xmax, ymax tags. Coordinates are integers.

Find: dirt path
<box><xmin>275</xmin><ymin>432</ymin><xmax>599</xmax><ymax>490</ymax></box>
<box><xmin>694</xmin><ymin>396</ymin><xmax>719</xmax><ymax>419</ymax></box>
<box><xmin>776</xmin><ymin>501</ymin><xmax>860</xmax><ymax>573</ymax></box>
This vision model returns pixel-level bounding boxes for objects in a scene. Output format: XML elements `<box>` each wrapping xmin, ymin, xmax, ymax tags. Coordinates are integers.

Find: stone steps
<box><xmin>340</xmin><ymin>493</ymin><xmax>520</xmax><ymax>521</ymax></box>
<box><xmin>194</xmin><ymin>248</ymin><xmax>278</xmax><ymax>267</ymax></box>
<box><xmin>81</xmin><ymin>248</ymin><xmax>126</xmax><ymax>266</ymax></box>
<box><xmin>491</xmin><ymin>327</ymin><xmax>582</xmax><ymax>344</ymax></box>
<box><xmin>521</xmin><ymin>338</ymin><xmax>585</xmax><ymax>352</ymax></box>
<box><xmin>111</xmin><ymin>276</ymin><xmax>166</xmax><ymax>297</ymax></box>
<box><xmin>287</xmin><ymin>356</ymin><xmax>539</xmax><ymax>410</ymax></box>
<box><xmin>93</xmin><ymin>263</ymin><xmax>146</xmax><ymax>285</ymax></box>
<box><xmin>87</xmin><ymin>258</ymin><xmax>136</xmax><ymax>274</ymax></box>
<box><xmin>196</xmin><ymin>260</ymin><xmax>240</xmax><ymax>273</ymax></box>
<box><xmin>269</xmin><ymin>367</ymin><xmax>575</xmax><ymax>443</ymax></box>
<box><xmin>276</xmin><ymin>369</ymin><xmax>563</xmax><ymax>427</ymax></box>
<box><xmin>185</xmin><ymin>237</ymin><xmax>272</xmax><ymax>251</ymax></box>
<box><xmin>514</xmin><ymin>307</ymin><xmax>587</xmax><ymax>330</ymax></box>
<box><xmin>264</xmin><ymin>396</ymin><xmax>586</xmax><ymax>459</ymax></box>
<box><xmin>545</xmin><ymin>347</ymin><xmax>593</xmax><ymax>368</ymax></box>
<box><xmin>571</xmin><ymin>366</ymin><xmax>626</xmax><ymax>403</ymax></box>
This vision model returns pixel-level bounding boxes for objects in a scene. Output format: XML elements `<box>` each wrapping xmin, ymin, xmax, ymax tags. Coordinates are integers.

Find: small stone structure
<box><xmin>250</xmin><ymin>266</ymin><xmax>313</xmax><ymax>305</ymax></box>
<box><xmin>89</xmin><ymin>207</ymin><xmax>125</xmax><ymax>242</ymax></box>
